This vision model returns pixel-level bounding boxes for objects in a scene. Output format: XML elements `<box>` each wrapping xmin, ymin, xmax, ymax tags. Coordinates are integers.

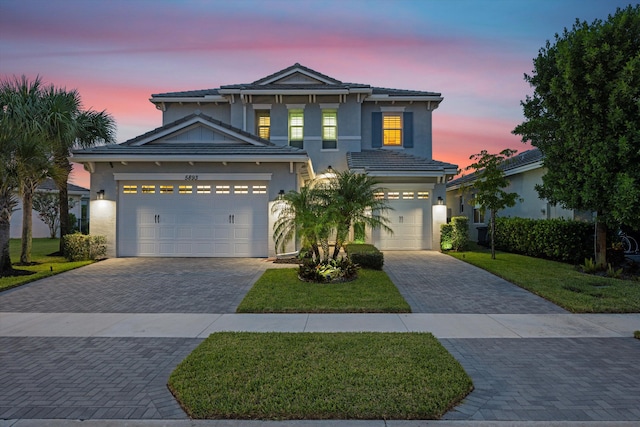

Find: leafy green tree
<box><xmin>513</xmin><ymin>5</ymin><xmax>640</xmax><ymax>267</ymax></box>
<box><xmin>465</xmin><ymin>149</ymin><xmax>521</xmax><ymax>259</ymax></box>
<box><xmin>32</xmin><ymin>191</ymin><xmax>77</xmax><ymax>239</ymax></box>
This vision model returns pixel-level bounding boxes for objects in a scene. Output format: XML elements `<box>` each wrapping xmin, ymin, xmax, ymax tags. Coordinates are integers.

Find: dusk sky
<box><xmin>0</xmin><ymin>0</ymin><xmax>633</xmax><ymax>188</ymax></box>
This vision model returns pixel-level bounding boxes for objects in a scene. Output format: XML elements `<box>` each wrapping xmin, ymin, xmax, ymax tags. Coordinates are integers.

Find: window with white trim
<box><xmin>256</xmin><ymin>111</ymin><xmax>270</xmax><ymax>140</ymax></box>
<box><xmin>289</xmin><ymin>110</ymin><xmax>304</xmax><ymax>149</ymax></box>
<box><xmin>383</xmin><ymin>113</ymin><xmax>402</xmax><ymax>146</ymax></box>
<box><xmin>322</xmin><ymin>110</ymin><xmax>337</xmax><ymax>150</ymax></box>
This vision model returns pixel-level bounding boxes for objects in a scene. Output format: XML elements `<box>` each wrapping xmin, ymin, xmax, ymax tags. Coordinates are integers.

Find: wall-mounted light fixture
<box><xmin>97</xmin><ymin>189</ymin><xmax>105</xmax><ymax>200</ymax></box>
<box><xmin>278</xmin><ymin>189</ymin><xmax>285</xmax><ymax>199</ymax></box>
<box><xmin>437</xmin><ymin>196</ymin><xmax>444</xmax><ymax>205</ymax></box>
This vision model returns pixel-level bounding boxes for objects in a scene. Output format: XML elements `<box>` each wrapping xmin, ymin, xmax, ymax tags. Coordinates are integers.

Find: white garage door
<box><xmin>374</xmin><ymin>190</ymin><xmax>431</xmax><ymax>250</ymax></box>
<box><xmin>118</xmin><ymin>181</ymin><xmax>268</xmax><ymax>257</ymax></box>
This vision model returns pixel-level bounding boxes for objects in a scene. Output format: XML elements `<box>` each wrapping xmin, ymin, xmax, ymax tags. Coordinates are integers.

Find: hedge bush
<box><xmin>345</xmin><ymin>243</ymin><xmax>384</xmax><ymax>270</ymax></box>
<box><xmin>493</xmin><ymin>217</ymin><xmax>592</xmax><ymax>264</ymax></box>
<box><xmin>441</xmin><ymin>216</ymin><xmax>469</xmax><ymax>251</ymax></box>
<box><xmin>63</xmin><ymin>233</ymin><xmax>107</xmax><ymax>261</ymax></box>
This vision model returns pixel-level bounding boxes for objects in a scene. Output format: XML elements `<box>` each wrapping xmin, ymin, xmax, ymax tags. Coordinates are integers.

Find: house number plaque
<box><xmin>184</xmin><ymin>175</ymin><xmax>199</xmax><ymax>181</ymax></box>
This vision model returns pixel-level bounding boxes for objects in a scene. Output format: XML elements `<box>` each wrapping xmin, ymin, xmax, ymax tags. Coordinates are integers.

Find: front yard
<box><xmin>0</xmin><ymin>239</ymin><xmax>93</xmax><ymax>292</ymax></box>
<box><xmin>448</xmin><ymin>245</ymin><xmax>640</xmax><ymax>313</ymax></box>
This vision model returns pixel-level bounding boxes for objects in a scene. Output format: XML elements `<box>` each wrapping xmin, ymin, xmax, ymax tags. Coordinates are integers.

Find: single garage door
<box><xmin>373</xmin><ymin>190</ymin><xmax>431</xmax><ymax>250</ymax></box>
<box><xmin>118</xmin><ymin>181</ymin><xmax>268</xmax><ymax>257</ymax></box>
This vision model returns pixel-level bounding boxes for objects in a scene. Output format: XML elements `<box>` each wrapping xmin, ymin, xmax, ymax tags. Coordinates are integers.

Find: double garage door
<box><xmin>118</xmin><ymin>181</ymin><xmax>268</xmax><ymax>257</ymax></box>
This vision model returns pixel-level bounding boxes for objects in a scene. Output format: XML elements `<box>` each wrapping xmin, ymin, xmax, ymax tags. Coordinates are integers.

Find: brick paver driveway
<box><xmin>2</xmin><ymin>253</ymin><xmax>639</xmax><ymax>422</ymax></box>
<box><xmin>1</xmin><ymin>257</ymin><xmax>275</xmax><ymax>313</ymax></box>
<box><xmin>1</xmin><ymin>257</ymin><xmax>279</xmax><ymax>419</ymax></box>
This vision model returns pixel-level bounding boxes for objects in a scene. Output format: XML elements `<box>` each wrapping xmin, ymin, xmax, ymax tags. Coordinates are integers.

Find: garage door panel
<box><xmin>118</xmin><ymin>180</ymin><xmax>268</xmax><ymax>257</ymax></box>
<box><xmin>375</xmin><ymin>197</ymin><xmax>431</xmax><ymax>251</ymax></box>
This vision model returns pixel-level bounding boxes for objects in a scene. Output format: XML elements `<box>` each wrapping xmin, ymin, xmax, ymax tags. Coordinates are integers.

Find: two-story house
<box><xmin>71</xmin><ymin>64</ymin><xmax>457</xmax><ymax>258</ymax></box>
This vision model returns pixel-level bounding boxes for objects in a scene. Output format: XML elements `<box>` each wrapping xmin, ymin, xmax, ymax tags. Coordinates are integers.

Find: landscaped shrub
<box><xmin>63</xmin><ymin>233</ymin><xmax>107</xmax><ymax>261</ymax></box>
<box><xmin>493</xmin><ymin>217</ymin><xmax>592</xmax><ymax>264</ymax></box>
<box><xmin>298</xmin><ymin>257</ymin><xmax>359</xmax><ymax>283</ymax></box>
<box><xmin>345</xmin><ymin>243</ymin><xmax>384</xmax><ymax>270</ymax></box>
<box><xmin>441</xmin><ymin>216</ymin><xmax>469</xmax><ymax>251</ymax></box>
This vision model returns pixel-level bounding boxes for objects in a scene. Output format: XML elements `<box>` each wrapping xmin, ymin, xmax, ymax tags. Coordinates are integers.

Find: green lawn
<box><xmin>168</xmin><ymin>332</ymin><xmax>473</xmax><ymax>420</ymax></box>
<box><xmin>236</xmin><ymin>268</ymin><xmax>411</xmax><ymax>313</ymax></box>
<box><xmin>0</xmin><ymin>238</ymin><xmax>93</xmax><ymax>292</ymax></box>
<box><xmin>448</xmin><ymin>245</ymin><xmax>640</xmax><ymax>313</ymax></box>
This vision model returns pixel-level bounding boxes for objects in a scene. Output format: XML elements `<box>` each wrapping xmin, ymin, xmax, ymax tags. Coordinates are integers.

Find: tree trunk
<box><xmin>56</xmin><ymin>159</ymin><xmax>72</xmax><ymax>255</ymax></box>
<box><xmin>595</xmin><ymin>214</ymin><xmax>607</xmax><ymax>268</ymax></box>
<box><xmin>490</xmin><ymin>210</ymin><xmax>496</xmax><ymax>259</ymax></box>
<box><xmin>20</xmin><ymin>187</ymin><xmax>34</xmax><ymax>264</ymax></box>
<box><xmin>0</xmin><ymin>186</ymin><xmax>15</xmax><ymax>275</ymax></box>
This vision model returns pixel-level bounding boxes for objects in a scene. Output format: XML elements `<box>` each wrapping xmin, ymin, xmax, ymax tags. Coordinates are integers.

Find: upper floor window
<box><xmin>289</xmin><ymin>110</ymin><xmax>304</xmax><ymax>149</ymax></box>
<box><xmin>256</xmin><ymin>111</ymin><xmax>270</xmax><ymax>140</ymax></box>
<box><xmin>372</xmin><ymin>111</ymin><xmax>413</xmax><ymax>148</ymax></box>
<box><xmin>383</xmin><ymin>113</ymin><xmax>402</xmax><ymax>146</ymax></box>
<box><xmin>322</xmin><ymin>110</ymin><xmax>337</xmax><ymax>150</ymax></box>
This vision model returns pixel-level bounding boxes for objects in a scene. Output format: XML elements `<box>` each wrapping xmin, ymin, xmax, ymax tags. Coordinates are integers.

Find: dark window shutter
<box><xmin>403</xmin><ymin>112</ymin><xmax>413</xmax><ymax>148</ymax></box>
<box><xmin>372</xmin><ymin>112</ymin><xmax>382</xmax><ymax>148</ymax></box>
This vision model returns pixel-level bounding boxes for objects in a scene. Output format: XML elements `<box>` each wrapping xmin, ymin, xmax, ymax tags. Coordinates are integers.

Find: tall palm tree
<box><xmin>41</xmin><ymin>86</ymin><xmax>115</xmax><ymax>254</ymax></box>
<box><xmin>320</xmin><ymin>170</ymin><xmax>393</xmax><ymax>260</ymax></box>
<box><xmin>0</xmin><ymin>75</ymin><xmax>47</xmax><ymax>271</ymax></box>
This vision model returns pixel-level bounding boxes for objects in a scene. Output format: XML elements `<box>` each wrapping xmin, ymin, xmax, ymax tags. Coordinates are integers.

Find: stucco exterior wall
<box><xmin>11</xmin><ymin>192</ymin><xmax>86</xmax><ymax>239</ymax></box>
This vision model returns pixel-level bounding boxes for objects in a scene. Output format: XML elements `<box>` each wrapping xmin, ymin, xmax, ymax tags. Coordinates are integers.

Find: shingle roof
<box><xmin>347</xmin><ymin>150</ymin><xmax>457</xmax><ymax>172</ymax></box>
<box><xmin>447</xmin><ymin>148</ymin><xmax>543</xmax><ymax>187</ymax></box>
<box><xmin>73</xmin><ymin>143</ymin><xmax>305</xmax><ymax>157</ymax></box>
<box><xmin>38</xmin><ymin>178</ymin><xmax>88</xmax><ymax>193</ymax></box>
<box><xmin>152</xmin><ymin>63</ymin><xmax>440</xmax><ymax>98</ymax></box>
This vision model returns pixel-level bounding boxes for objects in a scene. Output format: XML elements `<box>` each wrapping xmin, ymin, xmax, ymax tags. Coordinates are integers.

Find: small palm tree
<box><xmin>272</xmin><ymin>185</ymin><xmax>331</xmax><ymax>260</ymax></box>
<box><xmin>321</xmin><ymin>170</ymin><xmax>393</xmax><ymax>260</ymax></box>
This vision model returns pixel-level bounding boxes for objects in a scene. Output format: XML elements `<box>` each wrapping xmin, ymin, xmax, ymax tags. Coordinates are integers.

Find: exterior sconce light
<box><xmin>278</xmin><ymin>189</ymin><xmax>285</xmax><ymax>199</ymax></box>
<box><xmin>437</xmin><ymin>196</ymin><xmax>444</xmax><ymax>205</ymax></box>
<box><xmin>97</xmin><ymin>189</ymin><xmax>105</xmax><ymax>200</ymax></box>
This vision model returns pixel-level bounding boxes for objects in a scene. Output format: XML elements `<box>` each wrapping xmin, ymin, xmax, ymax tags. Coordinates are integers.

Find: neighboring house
<box><xmin>71</xmin><ymin>63</ymin><xmax>457</xmax><ymax>258</ymax></box>
<box><xmin>446</xmin><ymin>148</ymin><xmax>592</xmax><ymax>242</ymax></box>
<box><xmin>10</xmin><ymin>178</ymin><xmax>90</xmax><ymax>239</ymax></box>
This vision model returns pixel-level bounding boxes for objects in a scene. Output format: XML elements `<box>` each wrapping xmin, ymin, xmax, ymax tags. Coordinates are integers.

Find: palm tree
<box><xmin>320</xmin><ymin>170</ymin><xmax>393</xmax><ymax>260</ymax></box>
<box><xmin>15</xmin><ymin>138</ymin><xmax>52</xmax><ymax>264</ymax></box>
<box><xmin>40</xmin><ymin>86</ymin><xmax>115</xmax><ymax>254</ymax></box>
<box><xmin>271</xmin><ymin>185</ymin><xmax>332</xmax><ymax>261</ymax></box>
<box><xmin>0</xmin><ymin>75</ymin><xmax>48</xmax><ymax>270</ymax></box>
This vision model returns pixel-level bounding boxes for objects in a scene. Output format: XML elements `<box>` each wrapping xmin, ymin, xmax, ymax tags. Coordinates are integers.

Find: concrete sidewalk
<box><xmin>1</xmin><ymin>312</ymin><xmax>640</xmax><ymax>339</ymax></box>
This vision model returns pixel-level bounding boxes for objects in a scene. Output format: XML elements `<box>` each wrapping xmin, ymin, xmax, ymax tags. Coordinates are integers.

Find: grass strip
<box><xmin>168</xmin><ymin>332</ymin><xmax>473</xmax><ymax>420</ymax></box>
<box><xmin>237</xmin><ymin>268</ymin><xmax>411</xmax><ymax>313</ymax></box>
<box><xmin>448</xmin><ymin>245</ymin><xmax>640</xmax><ymax>313</ymax></box>
<box><xmin>1</xmin><ymin>238</ymin><xmax>93</xmax><ymax>292</ymax></box>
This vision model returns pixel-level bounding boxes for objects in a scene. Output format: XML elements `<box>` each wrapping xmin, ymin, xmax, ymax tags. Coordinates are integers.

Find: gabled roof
<box><xmin>151</xmin><ymin>63</ymin><xmax>441</xmax><ymax>101</ymax></box>
<box><xmin>347</xmin><ymin>150</ymin><xmax>458</xmax><ymax>176</ymax></box>
<box><xmin>71</xmin><ymin>112</ymin><xmax>309</xmax><ymax>163</ymax></box>
<box><xmin>447</xmin><ymin>148</ymin><xmax>543</xmax><ymax>188</ymax></box>
<box><xmin>118</xmin><ymin>112</ymin><xmax>273</xmax><ymax>147</ymax></box>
